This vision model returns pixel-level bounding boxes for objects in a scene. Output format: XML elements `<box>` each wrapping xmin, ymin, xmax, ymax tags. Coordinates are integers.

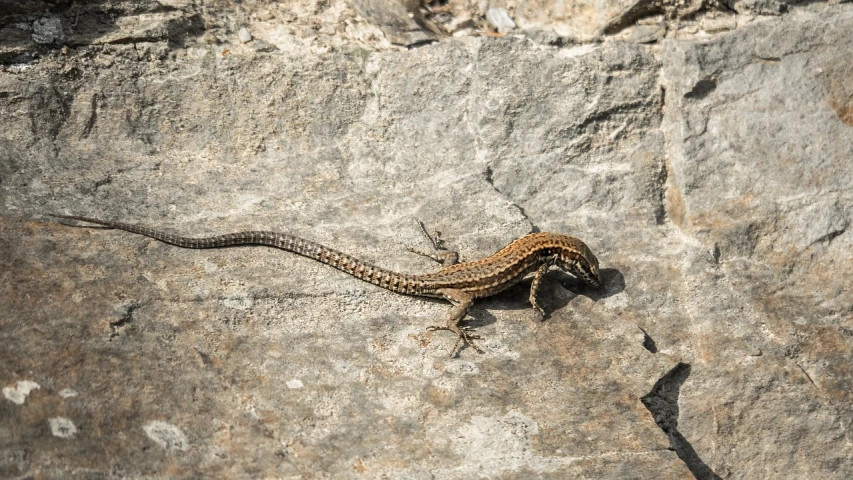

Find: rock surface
<box><xmin>1</xmin><ymin>1</ymin><xmax>851</xmax><ymax>478</ymax></box>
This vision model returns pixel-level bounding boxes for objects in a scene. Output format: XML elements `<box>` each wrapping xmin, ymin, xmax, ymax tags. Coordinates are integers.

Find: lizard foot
<box><xmin>531</xmin><ymin>305</ymin><xmax>546</xmax><ymax>322</ymax></box>
<box><xmin>427</xmin><ymin>324</ymin><xmax>484</xmax><ymax>356</ymax></box>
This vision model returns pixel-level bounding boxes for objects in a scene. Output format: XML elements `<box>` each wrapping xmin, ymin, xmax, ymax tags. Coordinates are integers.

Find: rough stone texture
<box><xmin>1</xmin><ymin>1</ymin><xmax>851</xmax><ymax>478</ymax></box>
<box><xmin>660</xmin><ymin>7</ymin><xmax>853</xmax><ymax>477</ymax></box>
<box><xmin>480</xmin><ymin>0</ymin><xmax>642</xmax><ymax>39</ymax></box>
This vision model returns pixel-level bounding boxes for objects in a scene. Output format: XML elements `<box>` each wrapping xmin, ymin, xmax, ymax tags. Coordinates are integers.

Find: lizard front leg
<box><xmin>427</xmin><ymin>288</ymin><xmax>482</xmax><ymax>356</ymax></box>
<box><xmin>528</xmin><ymin>255</ymin><xmax>557</xmax><ymax>320</ymax></box>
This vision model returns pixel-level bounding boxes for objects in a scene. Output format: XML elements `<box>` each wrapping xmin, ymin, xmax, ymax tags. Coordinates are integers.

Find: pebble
<box><xmin>486</xmin><ymin>8</ymin><xmax>516</xmax><ymax>33</ymax></box>
<box><xmin>238</xmin><ymin>27</ymin><xmax>253</xmax><ymax>43</ymax></box>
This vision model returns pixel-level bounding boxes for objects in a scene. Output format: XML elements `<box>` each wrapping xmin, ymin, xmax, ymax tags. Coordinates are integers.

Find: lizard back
<box><xmin>415</xmin><ymin>232</ymin><xmax>600</xmax><ymax>297</ymax></box>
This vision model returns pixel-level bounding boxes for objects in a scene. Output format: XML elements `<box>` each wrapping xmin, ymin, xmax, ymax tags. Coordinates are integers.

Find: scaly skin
<box><xmin>50</xmin><ymin>214</ymin><xmax>602</xmax><ymax>355</ymax></box>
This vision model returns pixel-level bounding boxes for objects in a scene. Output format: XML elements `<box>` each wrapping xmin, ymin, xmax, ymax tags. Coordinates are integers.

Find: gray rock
<box><xmin>349</xmin><ymin>0</ymin><xmax>436</xmax><ymax>47</ymax></box>
<box><xmin>701</xmin><ymin>14</ymin><xmax>738</xmax><ymax>33</ymax></box>
<box><xmin>31</xmin><ymin>16</ymin><xmax>62</xmax><ymax>44</ymax></box>
<box><xmin>488</xmin><ymin>0</ymin><xmax>652</xmax><ymax>39</ymax></box>
<box><xmin>251</xmin><ymin>39</ymin><xmax>277</xmax><ymax>52</ymax></box>
<box><xmin>660</xmin><ymin>5</ymin><xmax>853</xmax><ymax>476</ymax></box>
<box><xmin>0</xmin><ymin>1</ymin><xmax>851</xmax><ymax>478</ymax></box>
<box><xmin>602</xmin><ymin>0</ymin><xmax>668</xmax><ymax>35</ymax></box>
<box><xmin>724</xmin><ymin>0</ymin><xmax>792</xmax><ymax>15</ymax></box>
<box><xmin>486</xmin><ymin>8</ymin><xmax>517</xmax><ymax>33</ymax></box>
<box><xmin>626</xmin><ymin>24</ymin><xmax>666</xmax><ymax>43</ymax></box>
<box><xmin>237</xmin><ymin>27</ymin><xmax>252</xmax><ymax>43</ymax></box>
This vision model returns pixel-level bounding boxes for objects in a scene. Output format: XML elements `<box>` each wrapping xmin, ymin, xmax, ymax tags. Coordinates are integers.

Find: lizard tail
<box><xmin>49</xmin><ymin>213</ymin><xmax>418</xmax><ymax>294</ymax></box>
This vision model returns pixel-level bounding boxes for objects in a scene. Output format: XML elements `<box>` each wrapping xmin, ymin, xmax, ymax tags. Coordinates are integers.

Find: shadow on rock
<box><xmin>478</xmin><ymin>267</ymin><xmax>624</xmax><ymax>319</ymax></box>
<box><xmin>642</xmin><ymin>363</ymin><xmax>722</xmax><ymax>480</ymax></box>
<box><xmin>555</xmin><ymin>267</ymin><xmax>625</xmax><ymax>301</ymax></box>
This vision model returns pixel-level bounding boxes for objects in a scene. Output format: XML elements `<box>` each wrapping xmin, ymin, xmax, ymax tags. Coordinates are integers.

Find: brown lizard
<box><xmin>50</xmin><ymin>214</ymin><xmax>602</xmax><ymax>355</ymax></box>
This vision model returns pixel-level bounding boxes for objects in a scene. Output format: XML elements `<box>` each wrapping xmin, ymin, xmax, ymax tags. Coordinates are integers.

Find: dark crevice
<box><xmin>82</xmin><ymin>94</ymin><xmax>98</xmax><ymax>138</ymax></box>
<box><xmin>527</xmin><ymin>220</ymin><xmax>540</xmax><ymax>232</ymax></box>
<box><xmin>708</xmin><ymin>243</ymin><xmax>721</xmax><ymax>264</ymax></box>
<box><xmin>654</xmin><ymin>159</ymin><xmax>669</xmax><ymax>225</ymax></box>
<box><xmin>811</xmin><ymin>227</ymin><xmax>846</xmax><ymax>247</ymax></box>
<box><xmin>641</xmin><ymin>363</ymin><xmax>721</xmax><ymax>480</ymax></box>
<box><xmin>93</xmin><ymin>174</ymin><xmax>113</xmax><ymax>190</ymax></box>
<box><xmin>110</xmin><ymin>302</ymin><xmax>140</xmax><ymax>332</ymax></box>
<box><xmin>511</xmin><ymin>201</ymin><xmax>537</xmax><ymax>231</ymax></box>
<box><xmin>718</xmin><ymin>1</ymin><xmax>738</xmax><ymax>14</ymax></box>
<box><xmin>576</xmin><ymin>99</ymin><xmax>645</xmax><ymax>134</ymax></box>
<box><xmin>484</xmin><ymin>165</ymin><xmax>494</xmax><ymax>187</ymax></box>
<box><xmin>684</xmin><ymin>79</ymin><xmax>717</xmax><ymax>100</ymax></box>
<box><xmin>795</xmin><ymin>363</ymin><xmax>818</xmax><ymax>389</ymax></box>
<box><xmin>405</xmin><ymin>39</ymin><xmax>438</xmax><ymax>50</ymax></box>
<box><xmin>482</xmin><ymin>165</ymin><xmax>539</xmax><ymax>233</ymax></box>
<box><xmin>90</xmin><ymin>34</ymin><xmax>169</xmax><ymax>46</ymax></box>
<box><xmin>602</xmin><ymin>1</ymin><xmax>665</xmax><ymax>35</ymax></box>
<box><xmin>755</xmin><ymin>55</ymin><xmax>781</xmax><ymax>63</ymax></box>
<box><xmin>194</xmin><ymin>347</ymin><xmax>213</xmax><ymax>367</ymax></box>
<box><xmin>640</xmin><ymin>327</ymin><xmax>658</xmax><ymax>353</ymax></box>
<box><xmin>655</xmin><ymin>85</ymin><xmax>670</xmax><ymax>226</ymax></box>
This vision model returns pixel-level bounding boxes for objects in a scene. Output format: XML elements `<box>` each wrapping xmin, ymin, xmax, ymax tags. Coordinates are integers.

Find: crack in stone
<box><xmin>108</xmin><ymin>301</ymin><xmax>141</xmax><ymax>339</ymax></box>
<box><xmin>110</xmin><ymin>302</ymin><xmax>140</xmax><ymax>329</ymax></box>
<box><xmin>641</xmin><ymin>363</ymin><xmax>721</xmax><ymax>480</ymax></box>
<box><xmin>639</xmin><ymin>327</ymin><xmax>658</xmax><ymax>353</ymax></box>
<box><xmin>481</xmin><ymin>164</ymin><xmax>539</xmax><ymax>232</ymax></box>
<box><xmin>795</xmin><ymin>362</ymin><xmax>818</xmax><ymax>389</ymax></box>
<box><xmin>654</xmin><ymin>157</ymin><xmax>668</xmax><ymax>225</ymax></box>
<box><xmin>81</xmin><ymin>93</ymin><xmax>99</xmax><ymax>139</ymax></box>
<box><xmin>810</xmin><ymin>226</ymin><xmax>846</xmax><ymax>247</ymax></box>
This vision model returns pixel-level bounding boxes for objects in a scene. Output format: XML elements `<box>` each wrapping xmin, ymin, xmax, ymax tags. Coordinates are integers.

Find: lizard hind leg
<box><xmin>406</xmin><ymin>219</ymin><xmax>460</xmax><ymax>268</ymax></box>
<box><xmin>427</xmin><ymin>289</ymin><xmax>482</xmax><ymax>356</ymax></box>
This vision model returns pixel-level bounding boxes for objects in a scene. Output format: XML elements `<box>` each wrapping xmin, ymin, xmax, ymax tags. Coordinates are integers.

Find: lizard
<box><xmin>50</xmin><ymin>214</ymin><xmax>603</xmax><ymax>355</ymax></box>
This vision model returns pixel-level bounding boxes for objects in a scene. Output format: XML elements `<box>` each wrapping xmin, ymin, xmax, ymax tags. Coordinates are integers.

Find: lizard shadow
<box><xmin>456</xmin><ymin>267</ymin><xmax>625</xmax><ymax>324</ymax></box>
<box><xmin>544</xmin><ymin>267</ymin><xmax>625</xmax><ymax>312</ymax></box>
<box><xmin>417</xmin><ymin>268</ymin><xmax>624</xmax><ymax>355</ymax></box>
<box><xmin>555</xmin><ymin>267</ymin><xmax>625</xmax><ymax>302</ymax></box>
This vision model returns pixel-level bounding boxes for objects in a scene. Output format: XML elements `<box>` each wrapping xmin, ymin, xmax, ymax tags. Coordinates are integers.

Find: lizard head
<box><xmin>556</xmin><ymin>240</ymin><xmax>602</xmax><ymax>289</ymax></box>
